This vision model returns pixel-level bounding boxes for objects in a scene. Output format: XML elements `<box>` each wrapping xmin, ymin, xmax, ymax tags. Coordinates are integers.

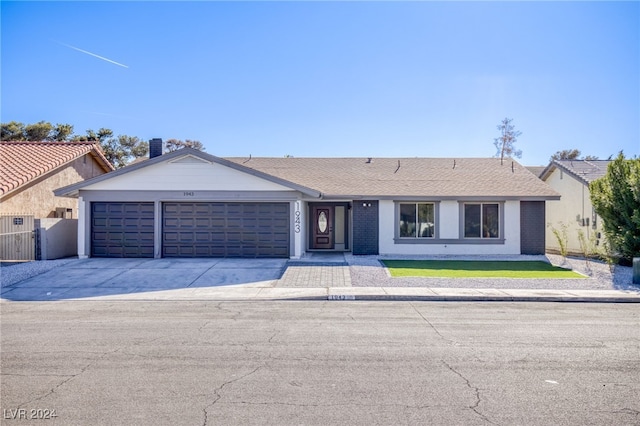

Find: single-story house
<box><xmin>54</xmin><ymin>139</ymin><xmax>559</xmax><ymax>259</ymax></box>
<box><xmin>539</xmin><ymin>159</ymin><xmax>611</xmax><ymax>255</ymax></box>
<box><xmin>0</xmin><ymin>141</ymin><xmax>114</xmax><ymax>260</ymax></box>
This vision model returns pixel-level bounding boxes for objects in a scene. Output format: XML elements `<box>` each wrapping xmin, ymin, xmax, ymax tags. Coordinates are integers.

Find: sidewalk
<box><xmin>67</xmin><ymin>284</ymin><xmax>640</xmax><ymax>303</ymax></box>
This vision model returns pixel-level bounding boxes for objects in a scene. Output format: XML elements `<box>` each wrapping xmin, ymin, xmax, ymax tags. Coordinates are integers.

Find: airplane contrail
<box><xmin>56</xmin><ymin>41</ymin><xmax>129</xmax><ymax>68</ymax></box>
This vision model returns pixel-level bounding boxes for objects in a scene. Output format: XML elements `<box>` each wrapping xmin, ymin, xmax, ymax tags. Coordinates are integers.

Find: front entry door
<box><xmin>312</xmin><ymin>206</ymin><xmax>333</xmax><ymax>249</ymax></box>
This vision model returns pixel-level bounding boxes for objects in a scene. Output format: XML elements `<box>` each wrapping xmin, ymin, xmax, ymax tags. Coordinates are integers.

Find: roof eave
<box><xmin>541</xmin><ymin>160</ymin><xmax>592</xmax><ymax>186</ymax></box>
<box><xmin>321</xmin><ymin>194</ymin><xmax>561</xmax><ymax>201</ymax></box>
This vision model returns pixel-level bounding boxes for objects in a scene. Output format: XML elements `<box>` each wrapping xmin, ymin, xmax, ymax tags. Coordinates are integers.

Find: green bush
<box><xmin>590</xmin><ymin>153</ymin><xmax>640</xmax><ymax>263</ymax></box>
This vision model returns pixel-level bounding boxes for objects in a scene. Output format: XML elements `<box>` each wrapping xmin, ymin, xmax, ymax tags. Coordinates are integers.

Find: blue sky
<box><xmin>2</xmin><ymin>1</ymin><xmax>638</xmax><ymax>166</ymax></box>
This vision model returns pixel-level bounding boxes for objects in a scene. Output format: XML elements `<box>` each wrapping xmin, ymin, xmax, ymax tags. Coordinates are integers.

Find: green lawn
<box><xmin>381</xmin><ymin>260</ymin><xmax>585</xmax><ymax>279</ymax></box>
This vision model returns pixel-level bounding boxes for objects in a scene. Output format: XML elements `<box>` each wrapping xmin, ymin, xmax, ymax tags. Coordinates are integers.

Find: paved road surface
<box><xmin>1</xmin><ymin>301</ymin><xmax>639</xmax><ymax>425</ymax></box>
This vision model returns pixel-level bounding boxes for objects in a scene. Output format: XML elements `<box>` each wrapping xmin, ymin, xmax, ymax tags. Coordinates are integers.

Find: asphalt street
<box><xmin>1</xmin><ymin>301</ymin><xmax>639</xmax><ymax>426</ymax></box>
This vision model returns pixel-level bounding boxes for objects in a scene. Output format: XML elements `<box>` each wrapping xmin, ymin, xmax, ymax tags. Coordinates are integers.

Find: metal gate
<box><xmin>0</xmin><ymin>214</ymin><xmax>35</xmax><ymax>261</ymax></box>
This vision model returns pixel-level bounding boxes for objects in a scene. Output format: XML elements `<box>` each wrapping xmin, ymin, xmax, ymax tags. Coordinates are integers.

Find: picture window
<box><xmin>464</xmin><ymin>203</ymin><xmax>499</xmax><ymax>238</ymax></box>
<box><xmin>399</xmin><ymin>203</ymin><xmax>435</xmax><ymax>238</ymax></box>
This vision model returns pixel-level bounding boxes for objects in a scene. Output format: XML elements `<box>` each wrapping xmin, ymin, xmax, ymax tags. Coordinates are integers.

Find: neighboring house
<box><xmin>526</xmin><ymin>166</ymin><xmax>546</xmax><ymax>178</ymax></box>
<box><xmin>0</xmin><ymin>141</ymin><xmax>114</xmax><ymax>260</ymax></box>
<box><xmin>55</xmin><ymin>139</ymin><xmax>559</xmax><ymax>259</ymax></box>
<box><xmin>539</xmin><ymin>159</ymin><xmax>611</xmax><ymax>255</ymax></box>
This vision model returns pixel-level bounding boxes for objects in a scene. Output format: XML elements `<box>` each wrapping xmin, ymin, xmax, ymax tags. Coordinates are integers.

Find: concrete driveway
<box><xmin>0</xmin><ymin>258</ymin><xmax>288</xmax><ymax>301</ymax></box>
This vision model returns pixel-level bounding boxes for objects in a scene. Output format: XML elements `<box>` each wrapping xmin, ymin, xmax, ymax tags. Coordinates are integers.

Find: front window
<box><xmin>399</xmin><ymin>203</ymin><xmax>435</xmax><ymax>238</ymax></box>
<box><xmin>464</xmin><ymin>203</ymin><xmax>499</xmax><ymax>238</ymax></box>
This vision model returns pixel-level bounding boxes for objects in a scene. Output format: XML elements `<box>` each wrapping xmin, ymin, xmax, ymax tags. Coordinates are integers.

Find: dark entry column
<box><xmin>352</xmin><ymin>201</ymin><xmax>379</xmax><ymax>255</ymax></box>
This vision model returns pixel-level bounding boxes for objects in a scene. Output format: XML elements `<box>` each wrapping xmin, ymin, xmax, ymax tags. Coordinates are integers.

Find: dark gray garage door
<box><xmin>91</xmin><ymin>202</ymin><xmax>155</xmax><ymax>258</ymax></box>
<box><xmin>162</xmin><ymin>202</ymin><xmax>290</xmax><ymax>258</ymax></box>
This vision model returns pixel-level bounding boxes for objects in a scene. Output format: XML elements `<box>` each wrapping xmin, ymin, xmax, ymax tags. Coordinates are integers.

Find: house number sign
<box><xmin>294</xmin><ymin>202</ymin><xmax>301</xmax><ymax>233</ymax></box>
<box><xmin>183</xmin><ymin>192</ymin><xmax>195</xmax><ymax>196</ymax></box>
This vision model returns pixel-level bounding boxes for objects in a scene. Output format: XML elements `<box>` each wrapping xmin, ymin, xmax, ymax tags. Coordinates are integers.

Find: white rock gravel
<box><xmin>345</xmin><ymin>253</ymin><xmax>638</xmax><ymax>291</ymax></box>
<box><xmin>1</xmin><ymin>258</ymin><xmax>77</xmax><ymax>288</ymax></box>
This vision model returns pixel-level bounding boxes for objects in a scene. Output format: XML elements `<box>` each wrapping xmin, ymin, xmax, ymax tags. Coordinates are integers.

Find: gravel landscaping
<box><xmin>1</xmin><ymin>258</ymin><xmax>77</xmax><ymax>288</ymax></box>
<box><xmin>346</xmin><ymin>253</ymin><xmax>638</xmax><ymax>291</ymax></box>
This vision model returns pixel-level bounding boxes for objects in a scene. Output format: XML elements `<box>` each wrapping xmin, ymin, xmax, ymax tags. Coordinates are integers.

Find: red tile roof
<box><xmin>0</xmin><ymin>141</ymin><xmax>114</xmax><ymax>196</ymax></box>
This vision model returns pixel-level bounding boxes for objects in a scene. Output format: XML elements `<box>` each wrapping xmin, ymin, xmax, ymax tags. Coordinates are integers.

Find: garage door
<box><xmin>162</xmin><ymin>202</ymin><xmax>290</xmax><ymax>258</ymax></box>
<box><xmin>91</xmin><ymin>202</ymin><xmax>155</xmax><ymax>258</ymax></box>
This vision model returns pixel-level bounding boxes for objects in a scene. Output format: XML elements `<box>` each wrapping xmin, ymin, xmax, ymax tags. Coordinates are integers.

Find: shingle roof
<box><xmin>226</xmin><ymin>157</ymin><xmax>559</xmax><ymax>199</ymax></box>
<box><xmin>526</xmin><ymin>166</ymin><xmax>546</xmax><ymax>178</ymax></box>
<box><xmin>540</xmin><ymin>159</ymin><xmax>611</xmax><ymax>185</ymax></box>
<box><xmin>0</xmin><ymin>141</ymin><xmax>114</xmax><ymax>196</ymax></box>
<box><xmin>54</xmin><ymin>148</ymin><xmax>559</xmax><ymax>200</ymax></box>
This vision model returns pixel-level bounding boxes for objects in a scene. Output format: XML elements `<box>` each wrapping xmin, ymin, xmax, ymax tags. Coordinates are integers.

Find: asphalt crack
<box><xmin>442</xmin><ymin>361</ymin><xmax>497</xmax><ymax>425</ymax></box>
<box><xmin>611</xmin><ymin>408</ymin><xmax>640</xmax><ymax>421</ymax></box>
<box><xmin>198</xmin><ymin>320</ymin><xmax>212</xmax><ymax>333</ymax></box>
<box><xmin>410</xmin><ymin>303</ymin><xmax>458</xmax><ymax>345</ymax></box>
<box><xmin>17</xmin><ymin>347</ymin><xmax>121</xmax><ymax>409</ymax></box>
<box><xmin>214</xmin><ymin>302</ymin><xmax>242</xmax><ymax>320</ymax></box>
<box><xmin>202</xmin><ymin>365</ymin><xmax>262</xmax><ymax>426</ymax></box>
<box><xmin>268</xmin><ymin>331</ymin><xmax>279</xmax><ymax>343</ymax></box>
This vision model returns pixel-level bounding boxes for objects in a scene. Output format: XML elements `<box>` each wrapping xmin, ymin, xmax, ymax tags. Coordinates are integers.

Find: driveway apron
<box><xmin>0</xmin><ymin>258</ymin><xmax>287</xmax><ymax>301</ymax></box>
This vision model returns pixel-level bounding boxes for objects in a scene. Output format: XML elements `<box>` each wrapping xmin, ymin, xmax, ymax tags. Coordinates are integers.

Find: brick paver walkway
<box><xmin>276</xmin><ymin>253</ymin><xmax>352</xmax><ymax>287</ymax></box>
<box><xmin>277</xmin><ymin>265</ymin><xmax>351</xmax><ymax>287</ymax></box>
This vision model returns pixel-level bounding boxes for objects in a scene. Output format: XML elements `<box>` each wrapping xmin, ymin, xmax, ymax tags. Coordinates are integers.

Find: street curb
<box><xmin>324</xmin><ymin>295</ymin><xmax>640</xmax><ymax>303</ymax></box>
<box><xmin>3</xmin><ymin>295</ymin><xmax>639</xmax><ymax>303</ymax></box>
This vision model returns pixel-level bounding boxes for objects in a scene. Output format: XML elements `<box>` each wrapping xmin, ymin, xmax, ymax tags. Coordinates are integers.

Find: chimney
<box><xmin>149</xmin><ymin>138</ymin><xmax>163</xmax><ymax>159</ymax></box>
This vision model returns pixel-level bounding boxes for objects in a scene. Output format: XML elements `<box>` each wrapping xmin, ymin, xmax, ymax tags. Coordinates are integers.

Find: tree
<box><xmin>1</xmin><ymin>121</ymin><xmax>74</xmax><ymax>141</ymax></box>
<box><xmin>24</xmin><ymin>121</ymin><xmax>54</xmax><ymax>141</ymax></box>
<box><xmin>100</xmin><ymin>135</ymin><xmax>148</xmax><ymax>168</ymax></box>
<box><xmin>164</xmin><ymin>138</ymin><xmax>204</xmax><ymax>152</ymax></box>
<box><xmin>551</xmin><ymin>149</ymin><xmax>581</xmax><ymax>161</ymax></box>
<box><xmin>550</xmin><ymin>149</ymin><xmax>599</xmax><ymax>162</ymax></box>
<box><xmin>52</xmin><ymin>123</ymin><xmax>74</xmax><ymax>141</ymax></box>
<box><xmin>74</xmin><ymin>128</ymin><xmax>148</xmax><ymax>168</ymax></box>
<box><xmin>590</xmin><ymin>153</ymin><xmax>640</xmax><ymax>263</ymax></box>
<box><xmin>493</xmin><ymin>118</ymin><xmax>522</xmax><ymax>165</ymax></box>
<box><xmin>73</xmin><ymin>127</ymin><xmax>114</xmax><ymax>143</ymax></box>
<box><xmin>1</xmin><ymin>121</ymin><xmax>26</xmax><ymax>140</ymax></box>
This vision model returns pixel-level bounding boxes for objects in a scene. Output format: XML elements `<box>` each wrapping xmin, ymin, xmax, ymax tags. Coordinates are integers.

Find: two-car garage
<box><xmin>91</xmin><ymin>202</ymin><xmax>290</xmax><ymax>258</ymax></box>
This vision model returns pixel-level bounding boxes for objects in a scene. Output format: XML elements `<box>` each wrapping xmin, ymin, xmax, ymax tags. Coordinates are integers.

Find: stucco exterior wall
<box><xmin>0</xmin><ymin>155</ymin><xmax>108</xmax><ymax>219</ymax></box>
<box><xmin>544</xmin><ymin>168</ymin><xmax>606</xmax><ymax>254</ymax></box>
<box><xmin>378</xmin><ymin>199</ymin><xmax>522</xmax><ymax>255</ymax></box>
<box><xmin>36</xmin><ymin>218</ymin><xmax>78</xmax><ymax>260</ymax></box>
